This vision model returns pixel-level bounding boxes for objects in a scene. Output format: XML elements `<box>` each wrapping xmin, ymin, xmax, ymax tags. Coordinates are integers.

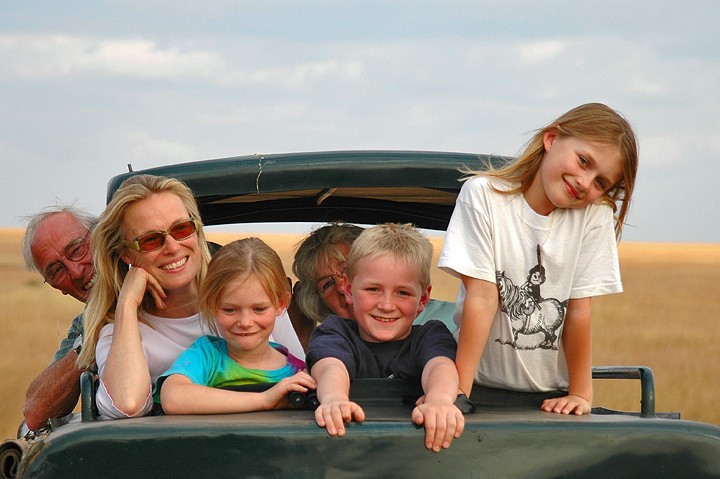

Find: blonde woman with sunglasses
<box><xmin>77</xmin><ymin>175</ymin><xmax>303</xmax><ymax>419</ymax></box>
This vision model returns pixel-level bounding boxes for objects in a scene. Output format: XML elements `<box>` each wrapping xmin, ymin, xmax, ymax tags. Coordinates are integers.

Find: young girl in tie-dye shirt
<box><xmin>156</xmin><ymin>238</ymin><xmax>316</xmax><ymax>414</ymax></box>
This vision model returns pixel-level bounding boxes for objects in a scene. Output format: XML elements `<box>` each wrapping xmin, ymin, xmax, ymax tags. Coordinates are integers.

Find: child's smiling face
<box><xmin>344</xmin><ymin>253</ymin><xmax>430</xmax><ymax>343</ymax></box>
<box><xmin>215</xmin><ymin>274</ymin><xmax>284</xmax><ymax>360</ymax></box>
<box><xmin>525</xmin><ymin>131</ymin><xmax>623</xmax><ymax>216</ymax></box>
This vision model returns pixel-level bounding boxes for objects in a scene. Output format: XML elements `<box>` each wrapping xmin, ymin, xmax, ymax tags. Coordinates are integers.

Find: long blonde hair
<box><xmin>198</xmin><ymin>238</ymin><xmax>290</xmax><ymax>335</ymax></box>
<box><xmin>474</xmin><ymin>103</ymin><xmax>638</xmax><ymax>238</ymax></box>
<box><xmin>77</xmin><ymin>175</ymin><xmax>212</xmax><ymax>368</ymax></box>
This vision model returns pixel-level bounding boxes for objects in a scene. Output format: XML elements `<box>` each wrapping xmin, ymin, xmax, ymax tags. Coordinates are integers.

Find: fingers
<box><xmin>314</xmin><ymin>402</ymin><xmax>364</xmax><ymax>437</ymax></box>
<box><xmin>142</xmin><ymin>271</ymin><xmax>168</xmax><ymax>309</ymax></box>
<box><xmin>541</xmin><ymin>395</ymin><xmax>591</xmax><ymax>415</ymax></box>
<box><xmin>120</xmin><ymin>267</ymin><xmax>167</xmax><ymax>310</ymax></box>
<box><xmin>351</xmin><ymin>403</ymin><xmax>366</xmax><ymax>423</ymax></box>
<box><xmin>274</xmin><ymin>372</ymin><xmax>317</xmax><ymax>395</ymax></box>
<box><xmin>413</xmin><ymin>405</ymin><xmax>465</xmax><ymax>453</ymax></box>
<box><xmin>316</xmin><ymin>399</ymin><xmax>466</xmax><ymax>453</ymax></box>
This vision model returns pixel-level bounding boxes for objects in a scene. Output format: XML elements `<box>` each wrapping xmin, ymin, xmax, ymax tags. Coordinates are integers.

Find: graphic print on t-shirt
<box><xmin>494</xmin><ymin>257</ymin><xmax>568</xmax><ymax>350</ymax></box>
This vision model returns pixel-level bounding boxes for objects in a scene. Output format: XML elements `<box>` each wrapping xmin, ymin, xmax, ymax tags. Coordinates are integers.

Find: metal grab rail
<box><xmin>79</xmin><ymin>367</ymin><xmax>658</xmax><ymax>421</ymax></box>
<box><xmin>592</xmin><ymin>366</ymin><xmax>656</xmax><ymax>418</ymax></box>
<box><xmin>80</xmin><ymin>371</ymin><xmax>98</xmax><ymax>422</ymax></box>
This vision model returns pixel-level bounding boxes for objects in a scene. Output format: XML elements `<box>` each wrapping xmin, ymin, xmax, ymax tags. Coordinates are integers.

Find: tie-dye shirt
<box><xmin>154</xmin><ymin>335</ymin><xmax>305</xmax><ymax>403</ymax></box>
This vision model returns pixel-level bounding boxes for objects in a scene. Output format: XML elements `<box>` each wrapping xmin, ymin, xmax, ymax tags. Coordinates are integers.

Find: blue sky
<box><xmin>1</xmin><ymin>1</ymin><xmax>718</xmax><ymax>242</ymax></box>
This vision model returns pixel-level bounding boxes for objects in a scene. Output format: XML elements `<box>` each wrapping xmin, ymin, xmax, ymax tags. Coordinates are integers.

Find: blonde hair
<box><xmin>292</xmin><ymin>223</ymin><xmax>364</xmax><ymax>324</ymax></box>
<box><xmin>345</xmin><ymin>223</ymin><xmax>432</xmax><ymax>290</ymax></box>
<box><xmin>199</xmin><ymin>238</ymin><xmax>290</xmax><ymax>335</ymax></box>
<box><xmin>78</xmin><ymin>175</ymin><xmax>212</xmax><ymax>368</ymax></box>
<box><xmin>474</xmin><ymin>103</ymin><xmax>638</xmax><ymax>238</ymax></box>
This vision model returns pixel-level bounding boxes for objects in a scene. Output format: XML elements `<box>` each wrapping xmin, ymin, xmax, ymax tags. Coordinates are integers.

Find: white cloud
<box><xmin>220</xmin><ymin>61</ymin><xmax>364</xmax><ymax>89</ymax></box>
<box><xmin>0</xmin><ymin>34</ymin><xmax>366</xmax><ymax>90</ymax></box>
<box><xmin>517</xmin><ymin>40</ymin><xmax>568</xmax><ymax>64</ymax></box>
<box><xmin>199</xmin><ymin>103</ymin><xmax>310</xmax><ymax>124</ymax></box>
<box><xmin>126</xmin><ymin>131</ymin><xmax>199</xmax><ymax>165</ymax></box>
<box><xmin>0</xmin><ymin>34</ymin><xmax>225</xmax><ymax>78</ymax></box>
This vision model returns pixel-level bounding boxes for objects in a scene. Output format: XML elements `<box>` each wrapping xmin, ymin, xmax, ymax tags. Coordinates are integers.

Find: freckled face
<box><xmin>525</xmin><ymin>131</ymin><xmax>623</xmax><ymax>215</ymax></box>
<box><xmin>119</xmin><ymin>192</ymin><xmax>200</xmax><ymax>294</ymax></box>
<box><xmin>344</xmin><ymin>254</ymin><xmax>430</xmax><ymax>343</ymax></box>
<box><xmin>215</xmin><ymin>274</ymin><xmax>284</xmax><ymax>360</ymax></box>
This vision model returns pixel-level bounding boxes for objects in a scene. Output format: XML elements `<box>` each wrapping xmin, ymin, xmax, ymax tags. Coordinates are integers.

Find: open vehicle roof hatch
<box><xmin>107</xmin><ymin>150</ymin><xmax>507</xmax><ymax>230</ymax></box>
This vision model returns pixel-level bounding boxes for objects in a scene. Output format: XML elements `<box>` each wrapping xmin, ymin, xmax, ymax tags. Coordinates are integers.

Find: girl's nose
<box><xmin>576</xmin><ymin>172</ymin><xmax>593</xmax><ymax>193</ymax></box>
<box><xmin>236</xmin><ymin>313</ymin><xmax>253</xmax><ymax>328</ymax></box>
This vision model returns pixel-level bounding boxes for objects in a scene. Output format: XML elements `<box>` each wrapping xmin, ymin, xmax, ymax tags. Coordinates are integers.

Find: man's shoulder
<box><xmin>69</xmin><ymin>309</ymin><xmax>85</xmax><ymax>331</ymax></box>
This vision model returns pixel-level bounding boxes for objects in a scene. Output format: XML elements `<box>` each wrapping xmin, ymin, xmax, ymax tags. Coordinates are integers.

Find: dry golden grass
<box><xmin>1</xmin><ymin>228</ymin><xmax>718</xmax><ymax>440</ymax></box>
<box><xmin>592</xmin><ymin>242</ymin><xmax>720</xmax><ymax>422</ymax></box>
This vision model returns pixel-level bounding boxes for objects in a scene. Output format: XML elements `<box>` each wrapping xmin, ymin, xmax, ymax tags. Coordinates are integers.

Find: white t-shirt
<box><xmin>438</xmin><ymin>176</ymin><xmax>622</xmax><ymax>392</ymax></box>
<box><xmin>95</xmin><ymin>309</ymin><xmax>304</xmax><ymax>418</ymax></box>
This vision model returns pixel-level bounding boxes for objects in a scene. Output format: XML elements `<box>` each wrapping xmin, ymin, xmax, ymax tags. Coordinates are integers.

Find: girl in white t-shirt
<box><xmin>439</xmin><ymin>103</ymin><xmax>639</xmax><ymax>415</ymax></box>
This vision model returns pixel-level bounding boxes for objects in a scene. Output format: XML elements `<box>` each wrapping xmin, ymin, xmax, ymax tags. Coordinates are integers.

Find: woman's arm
<box><xmin>99</xmin><ymin>267</ymin><xmax>162</xmax><ymax>416</ymax></box>
<box><xmin>455</xmin><ymin>275</ymin><xmax>499</xmax><ymax>397</ymax></box>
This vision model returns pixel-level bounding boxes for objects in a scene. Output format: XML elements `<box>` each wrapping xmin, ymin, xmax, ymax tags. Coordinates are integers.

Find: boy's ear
<box><xmin>543</xmin><ymin>130</ymin><xmax>557</xmax><ymax>152</ymax></box>
<box><xmin>275</xmin><ymin>292</ymin><xmax>290</xmax><ymax>316</ymax></box>
<box><xmin>343</xmin><ymin>274</ymin><xmax>354</xmax><ymax>306</ymax></box>
<box><xmin>416</xmin><ymin>285</ymin><xmax>432</xmax><ymax>315</ymax></box>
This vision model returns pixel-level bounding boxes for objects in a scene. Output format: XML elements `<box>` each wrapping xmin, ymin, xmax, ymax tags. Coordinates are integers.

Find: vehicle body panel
<box><xmin>16</xmin><ymin>382</ymin><xmax>720</xmax><ymax>478</ymax></box>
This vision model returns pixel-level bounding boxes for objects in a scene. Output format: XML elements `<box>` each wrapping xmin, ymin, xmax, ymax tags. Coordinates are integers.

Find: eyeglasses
<box><xmin>315</xmin><ymin>269</ymin><xmax>346</xmax><ymax>297</ymax></box>
<box><xmin>44</xmin><ymin>229</ymin><xmax>92</xmax><ymax>286</ymax></box>
<box><xmin>122</xmin><ymin>218</ymin><xmax>200</xmax><ymax>252</ymax></box>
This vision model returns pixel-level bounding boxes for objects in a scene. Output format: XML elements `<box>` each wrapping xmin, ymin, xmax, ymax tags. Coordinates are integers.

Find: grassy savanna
<box><xmin>1</xmin><ymin>227</ymin><xmax>718</xmax><ymax>441</ymax></box>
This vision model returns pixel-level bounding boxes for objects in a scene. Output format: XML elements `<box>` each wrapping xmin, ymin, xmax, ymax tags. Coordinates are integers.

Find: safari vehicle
<box><xmin>3</xmin><ymin>151</ymin><xmax>720</xmax><ymax>478</ymax></box>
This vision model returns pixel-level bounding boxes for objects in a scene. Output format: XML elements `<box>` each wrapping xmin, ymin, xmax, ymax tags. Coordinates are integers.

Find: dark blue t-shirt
<box><xmin>306</xmin><ymin>315</ymin><xmax>457</xmax><ymax>381</ymax></box>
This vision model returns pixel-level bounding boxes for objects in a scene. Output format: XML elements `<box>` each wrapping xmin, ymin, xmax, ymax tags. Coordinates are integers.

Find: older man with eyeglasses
<box><xmin>21</xmin><ymin>205</ymin><xmax>98</xmax><ymax>431</ymax></box>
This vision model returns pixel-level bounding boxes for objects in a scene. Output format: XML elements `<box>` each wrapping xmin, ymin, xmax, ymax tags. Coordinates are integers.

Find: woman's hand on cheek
<box><xmin>119</xmin><ymin>266</ymin><xmax>168</xmax><ymax>311</ymax></box>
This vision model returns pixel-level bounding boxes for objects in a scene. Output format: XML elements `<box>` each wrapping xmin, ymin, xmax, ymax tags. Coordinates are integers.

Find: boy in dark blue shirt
<box><xmin>306</xmin><ymin>223</ymin><xmax>463</xmax><ymax>453</ymax></box>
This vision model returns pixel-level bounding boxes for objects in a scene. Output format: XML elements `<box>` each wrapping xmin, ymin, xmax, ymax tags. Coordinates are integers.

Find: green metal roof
<box><xmin>106</xmin><ymin>150</ymin><xmax>507</xmax><ymax>230</ymax></box>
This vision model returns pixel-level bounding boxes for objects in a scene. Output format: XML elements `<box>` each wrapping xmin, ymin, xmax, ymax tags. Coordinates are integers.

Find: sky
<box><xmin>1</xmin><ymin>1</ymin><xmax>718</xmax><ymax>243</ymax></box>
